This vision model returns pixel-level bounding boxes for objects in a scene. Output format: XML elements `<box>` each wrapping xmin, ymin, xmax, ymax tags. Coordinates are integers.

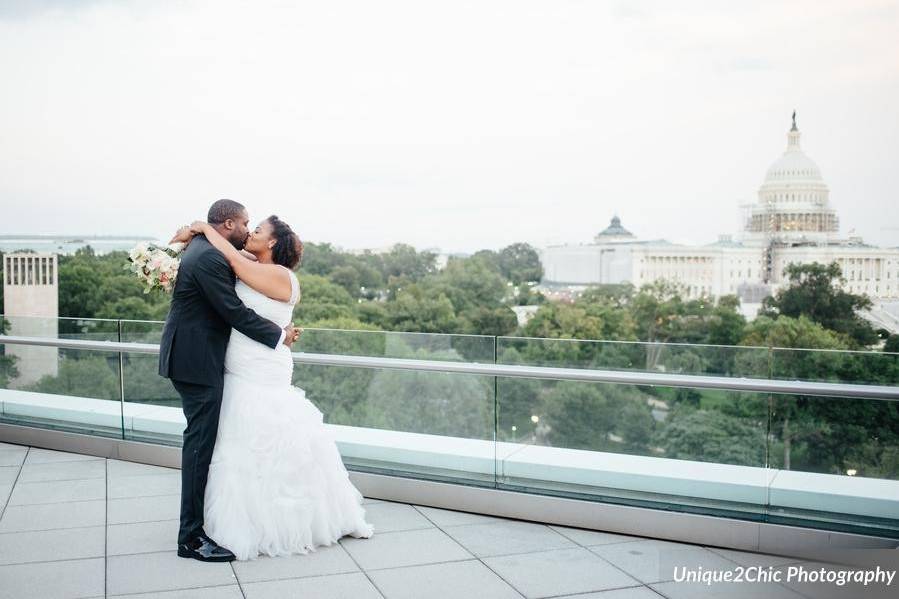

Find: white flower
<box><xmin>127</xmin><ymin>241</ymin><xmax>181</xmax><ymax>294</ymax></box>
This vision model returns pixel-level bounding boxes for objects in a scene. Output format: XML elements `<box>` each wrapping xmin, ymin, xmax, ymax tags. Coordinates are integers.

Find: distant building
<box><xmin>511</xmin><ymin>305</ymin><xmax>540</xmax><ymax>327</ymax></box>
<box><xmin>539</xmin><ymin>116</ymin><xmax>899</xmax><ymax>319</ymax></box>
<box><xmin>2</xmin><ymin>253</ymin><xmax>59</xmax><ymax>387</ymax></box>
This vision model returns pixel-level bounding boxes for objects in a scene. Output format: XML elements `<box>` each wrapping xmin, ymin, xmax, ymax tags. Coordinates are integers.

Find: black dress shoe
<box><xmin>177</xmin><ymin>534</ymin><xmax>236</xmax><ymax>562</ymax></box>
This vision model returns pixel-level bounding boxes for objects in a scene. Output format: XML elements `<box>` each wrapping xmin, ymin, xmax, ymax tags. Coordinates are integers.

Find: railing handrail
<box><xmin>2</xmin><ymin>334</ymin><xmax>897</xmax><ymax>401</ymax></box>
<box><xmin>5</xmin><ymin>315</ymin><xmax>899</xmax><ymax>357</ymax></box>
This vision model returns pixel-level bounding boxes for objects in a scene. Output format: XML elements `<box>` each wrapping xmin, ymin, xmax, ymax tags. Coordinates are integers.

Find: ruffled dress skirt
<box><xmin>203</xmin><ymin>334</ymin><xmax>374</xmax><ymax>561</ymax></box>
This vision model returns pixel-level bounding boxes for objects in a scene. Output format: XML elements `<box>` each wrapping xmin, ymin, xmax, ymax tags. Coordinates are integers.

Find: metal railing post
<box><xmin>118</xmin><ymin>320</ymin><xmax>126</xmax><ymax>440</ymax></box>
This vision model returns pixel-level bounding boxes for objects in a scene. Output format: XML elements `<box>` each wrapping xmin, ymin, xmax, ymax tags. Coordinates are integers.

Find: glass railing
<box><xmin>288</xmin><ymin>328</ymin><xmax>496</xmax><ymax>486</ymax></box>
<box><xmin>494</xmin><ymin>336</ymin><xmax>899</xmax><ymax>538</ymax></box>
<box><xmin>1</xmin><ymin>315</ymin><xmax>897</xmax><ymax>540</ymax></box>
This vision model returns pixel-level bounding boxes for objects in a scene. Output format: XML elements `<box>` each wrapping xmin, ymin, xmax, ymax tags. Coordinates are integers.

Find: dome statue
<box><xmin>763</xmin><ymin>114</ymin><xmax>824</xmax><ymax>184</ymax></box>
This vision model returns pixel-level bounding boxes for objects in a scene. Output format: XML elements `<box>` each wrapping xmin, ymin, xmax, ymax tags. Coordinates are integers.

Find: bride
<box><xmin>173</xmin><ymin>215</ymin><xmax>375</xmax><ymax>561</ymax></box>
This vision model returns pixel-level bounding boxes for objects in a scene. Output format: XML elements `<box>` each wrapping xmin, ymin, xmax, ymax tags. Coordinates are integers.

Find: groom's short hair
<box><xmin>207</xmin><ymin>199</ymin><xmax>246</xmax><ymax>224</ymax></box>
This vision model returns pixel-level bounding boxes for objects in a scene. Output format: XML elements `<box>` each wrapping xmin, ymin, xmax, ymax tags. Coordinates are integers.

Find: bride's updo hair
<box><xmin>266</xmin><ymin>215</ymin><xmax>303</xmax><ymax>270</ymax></box>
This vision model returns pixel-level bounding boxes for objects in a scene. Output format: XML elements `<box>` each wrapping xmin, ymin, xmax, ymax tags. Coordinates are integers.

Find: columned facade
<box><xmin>2</xmin><ymin>253</ymin><xmax>59</xmax><ymax>387</ymax></box>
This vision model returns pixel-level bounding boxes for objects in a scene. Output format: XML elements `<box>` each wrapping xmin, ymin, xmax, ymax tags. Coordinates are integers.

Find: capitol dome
<box><xmin>744</xmin><ymin>113</ymin><xmax>838</xmax><ymax>244</ymax></box>
<box><xmin>763</xmin><ymin>131</ymin><xmax>824</xmax><ymax>183</ymax></box>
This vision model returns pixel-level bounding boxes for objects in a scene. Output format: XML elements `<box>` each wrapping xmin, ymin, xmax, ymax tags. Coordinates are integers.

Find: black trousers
<box><xmin>172</xmin><ymin>379</ymin><xmax>224</xmax><ymax>545</ymax></box>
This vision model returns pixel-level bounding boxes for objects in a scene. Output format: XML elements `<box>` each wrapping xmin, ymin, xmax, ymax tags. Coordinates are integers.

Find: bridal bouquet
<box><xmin>125</xmin><ymin>241</ymin><xmax>186</xmax><ymax>294</ymax></box>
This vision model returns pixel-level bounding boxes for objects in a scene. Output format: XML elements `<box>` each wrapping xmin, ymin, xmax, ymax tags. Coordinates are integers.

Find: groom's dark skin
<box><xmin>211</xmin><ymin>208</ymin><xmax>252</xmax><ymax>251</ymax></box>
<box><xmin>209</xmin><ymin>208</ymin><xmax>300</xmax><ymax>346</ymax></box>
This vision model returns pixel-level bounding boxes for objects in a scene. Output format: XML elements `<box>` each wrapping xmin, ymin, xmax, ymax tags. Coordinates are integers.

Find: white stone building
<box><xmin>2</xmin><ymin>253</ymin><xmax>59</xmax><ymax>386</ymax></box>
<box><xmin>540</xmin><ymin>116</ymin><xmax>899</xmax><ymax>316</ymax></box>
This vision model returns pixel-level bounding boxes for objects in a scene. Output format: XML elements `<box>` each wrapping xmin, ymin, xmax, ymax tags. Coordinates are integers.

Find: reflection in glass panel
<box><xmin>767</xmin><ymin>393</ymin><xmax>899</xmax><ymax>537</ymax></box>
<box><xmin>0</xmin><ymin>314</ymin><xmax>121</xmax><ymax>342</ymax></box>
<box><xmin>769</xmin><ymin>347</ymin><xmax>899</xmax><ymax>386</ymax></box>
<box><xmin>496</xmin><ymin>376</ymin><xmax>769</xmax><ymax>518</ymax></box>
<box><xmin>120</xmin><ymin>320</ymin><xmax>165</xmax><ymax>344</ymax></box>
<box><xmin>122</xmin><ymin>352</ymin><xmax>183</xmax><ymax>446</ymax></box>
<box><xmin>58</xmin><ymin>316</ymin><xmax>119</xmax><ymax>342</ymax></box>
<box><xmin>0</xmin><ymin>341</ymin><xmax>123</xmax><ymax>438</ymax></box>
<box><xmin>297</xmin><ymin>327</ymin><xmax>494</xmax><ymax>363</ymax></box>
<box><xmin>293</xmin><ymin>363</ymin><xmax>495</xmax><ymax>485</ymax></box>
<box><xmin>497</xmin><ymin>336</ymin><xmax>770</xmax><ymax>378</ymax></box>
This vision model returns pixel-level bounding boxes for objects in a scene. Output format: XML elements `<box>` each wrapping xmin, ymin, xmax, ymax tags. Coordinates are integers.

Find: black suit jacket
<box><xmin>158</xmin><ymin>235</ymin><xmax>282</xmax><ymax>387</ymax></box>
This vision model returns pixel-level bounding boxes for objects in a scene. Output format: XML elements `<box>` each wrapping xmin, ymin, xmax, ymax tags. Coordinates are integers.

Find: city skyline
<box><xmin>1</xmin><ymin>0</ymin><xmax>897</xmax><ymax>253</ymax></box>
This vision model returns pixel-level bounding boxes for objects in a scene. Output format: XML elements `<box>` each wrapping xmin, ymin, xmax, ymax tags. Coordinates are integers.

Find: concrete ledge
<box><xmin>503</xmin><ymin>443</ymin><xmax>773</xmax><ymax>505</ymax></box>
<box><xmin>0</xmin><ymin>388</ymin><xmax>185</xmax><ymax>435</ymax></box>
<box><xmin>770</xmin><ymin>469</ymin><xmax>899</xmax><ymax>521</ymax></box>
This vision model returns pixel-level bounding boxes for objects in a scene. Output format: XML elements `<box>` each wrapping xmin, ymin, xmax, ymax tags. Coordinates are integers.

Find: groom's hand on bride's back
<box><xmin>282</xmin><ymin>323</ymin><xmax>302</xmax><ymax>347</ymax></box>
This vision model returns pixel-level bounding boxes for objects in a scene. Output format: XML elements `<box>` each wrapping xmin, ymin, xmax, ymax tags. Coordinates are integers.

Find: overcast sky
<box><xmin>1</xmin><ymin>0</ymin><xmax>897</xmax><ymax>253</ymax></box>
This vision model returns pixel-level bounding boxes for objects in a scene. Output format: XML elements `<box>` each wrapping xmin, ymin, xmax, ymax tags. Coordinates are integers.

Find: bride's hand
<box><xmin>190</xmin><ymin>220</ymin><xmax>211</xmax><ymax>236</ymax></box>
<box><xmin>169</xmin><ymin>225</ymin><xmax>194</xmax><ymax>244</ymax></box>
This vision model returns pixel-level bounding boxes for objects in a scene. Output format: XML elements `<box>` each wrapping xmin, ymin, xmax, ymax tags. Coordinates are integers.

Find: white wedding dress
<box><xmin>203</xmin><ymin>266</ymin><xmax>375</xmax><ymax>561</ymax></box>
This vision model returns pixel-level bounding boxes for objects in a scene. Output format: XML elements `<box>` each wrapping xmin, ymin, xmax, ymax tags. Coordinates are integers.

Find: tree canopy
<box><xmin>761</xmin><ymin>262</ymin><xmax>878</xmax><ymax>347</ymax></box>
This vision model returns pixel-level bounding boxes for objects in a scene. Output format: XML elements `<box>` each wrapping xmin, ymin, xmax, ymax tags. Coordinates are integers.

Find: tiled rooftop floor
<box><xmin>0</xmin><ymin>441</ymin><xmax>873</xmax><ymax>599</ymax></box>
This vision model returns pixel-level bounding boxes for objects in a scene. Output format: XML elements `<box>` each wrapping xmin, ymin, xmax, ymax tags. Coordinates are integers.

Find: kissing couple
<box><xmin>159</xmin><ymin>199</ymin><xmax>374</xmax><ymax>562</ymax></box>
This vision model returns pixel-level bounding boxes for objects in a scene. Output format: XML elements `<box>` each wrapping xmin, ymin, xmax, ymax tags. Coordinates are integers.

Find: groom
<box><xmin>159</xmin><ymin>199</ymin><xmax>300</xmax><ymax>562</ymax></box>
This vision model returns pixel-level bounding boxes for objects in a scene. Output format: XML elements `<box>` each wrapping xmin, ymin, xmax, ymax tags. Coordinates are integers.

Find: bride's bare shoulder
<box><xmin>275</xmin><ymin>265</ymin><xmax>301</xmax><ymax>302</ymax></box>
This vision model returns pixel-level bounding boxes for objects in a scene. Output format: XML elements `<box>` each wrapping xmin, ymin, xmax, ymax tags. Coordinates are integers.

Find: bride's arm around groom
<box><xmin>188</xmin><ymin>219</ymin><xmax>295</xmax><ymax>304</ymax></box>
<box><xmin>158</xmin><ymin>215</ymin><xmax>297</xmax><ymax>387</ymax></box>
